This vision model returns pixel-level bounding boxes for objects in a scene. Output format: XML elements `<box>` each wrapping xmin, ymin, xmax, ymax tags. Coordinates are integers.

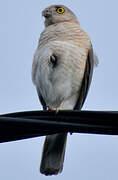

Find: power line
<box><xmin>0</xmin><ymin>110</ymin><xmax>118</xmax><ymax>143</ymax></box>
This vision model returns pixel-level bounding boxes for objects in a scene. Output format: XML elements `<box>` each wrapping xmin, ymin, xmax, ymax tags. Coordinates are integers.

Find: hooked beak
<box><xmin>42</xmin><ymin>10</ymin><xmax>52</xmax><ymax>18</ymax></box>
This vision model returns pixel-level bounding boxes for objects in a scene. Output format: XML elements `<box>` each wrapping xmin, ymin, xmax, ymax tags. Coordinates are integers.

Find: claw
<box><xmin>56</xmin><ymin>107</ymin><xmax>62</xmax><ymax>113</ymax></box>
<box><xmin>48</xmin><ymin>107</ymin><xmax>55</xmax><ymax>111</ymax></box>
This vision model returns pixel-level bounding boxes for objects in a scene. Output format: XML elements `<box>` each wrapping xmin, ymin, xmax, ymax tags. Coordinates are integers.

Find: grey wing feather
<box><xmin>36</xmin><ymin>88</ymin><xmax>47</xmax><ymax>110</ymax></box>
<box><xmin>74</xmin><ymin>46</ymin><xmax>94</xmax><ymax>110</ymax></box>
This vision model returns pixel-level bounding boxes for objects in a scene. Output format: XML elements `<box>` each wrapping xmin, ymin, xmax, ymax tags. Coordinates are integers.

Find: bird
<box><xmin>32</xmin><ymin>4</ymin><xmax>97</xmax><ymax>176</ymax></box>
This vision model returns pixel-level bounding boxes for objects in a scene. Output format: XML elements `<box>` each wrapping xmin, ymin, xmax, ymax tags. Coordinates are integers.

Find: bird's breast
<box><xmin>33</xmin><ymin>40</ymin><xmax>87</xmax><ymax>108</ymax></box>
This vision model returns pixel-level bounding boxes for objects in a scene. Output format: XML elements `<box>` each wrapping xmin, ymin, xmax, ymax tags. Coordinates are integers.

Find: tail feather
<box><xmin>40</xmin><ymin>133</ymin><xmax>67</xmax><ymax>176</ymax></box>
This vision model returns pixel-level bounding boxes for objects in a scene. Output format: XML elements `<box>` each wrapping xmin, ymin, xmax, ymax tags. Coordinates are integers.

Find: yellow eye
<box><xmin>56</xmin><ymin>7</ymin><xmax>65</xmax><ymax>14</ymax></box>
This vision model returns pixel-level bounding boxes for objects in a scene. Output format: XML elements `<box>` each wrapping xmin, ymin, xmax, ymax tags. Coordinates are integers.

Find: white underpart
<box><xmin>33</xmin><ymin>40</ymin><xmax>87</xmax><ymax>109</ymax></box>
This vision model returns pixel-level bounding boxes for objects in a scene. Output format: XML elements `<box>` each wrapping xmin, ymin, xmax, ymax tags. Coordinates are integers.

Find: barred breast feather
<box><xmin>32</xmin><ymin>22</ymin><xmax>91</xmax><ymax>109</ymax></box>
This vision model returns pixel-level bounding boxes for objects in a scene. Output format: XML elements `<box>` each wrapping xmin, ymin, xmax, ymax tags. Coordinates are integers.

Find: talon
<box><xmin>56</xmin><ymin>107</ymin><xmax>61</xmax><ymax>113</ymax></box>
<box><xmin>56</xmin><ymin>103</ymin><xmax>63</xmax><ymax>113</ymax></box>
<box><xmin>48</xmin><ymin>107</ymin><xmax>54</xmax><ymax>111</ymax></box>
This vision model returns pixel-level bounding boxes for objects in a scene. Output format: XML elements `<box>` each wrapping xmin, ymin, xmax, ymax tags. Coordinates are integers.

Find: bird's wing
<box><xmin>36</xmin><ymin>88</ymin><xmax>47</xmax><ymax>110</ymax></box>
<box><xmin>74</xmin><ymin>45</ymin><xmax>94</xmax><ymax>110</ymax></box>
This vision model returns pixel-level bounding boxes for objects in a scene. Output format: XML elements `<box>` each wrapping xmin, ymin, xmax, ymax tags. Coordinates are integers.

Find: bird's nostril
<box><xmin>42</xmin><ymin>9</ymin><xmax>51</xmax><ymax>18</ymax></box>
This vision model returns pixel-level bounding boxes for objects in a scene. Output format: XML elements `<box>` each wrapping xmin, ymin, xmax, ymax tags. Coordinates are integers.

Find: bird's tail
<box><xmin>40</xmin><ymin>133</ymin><xmax>67</xmax><ymax>176</ymax></box>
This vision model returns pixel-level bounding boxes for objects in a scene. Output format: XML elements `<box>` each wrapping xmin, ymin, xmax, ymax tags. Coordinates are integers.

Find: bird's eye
<box><xmin>56</xmin><ymin>7</ymin><xmax>65</xmax><ymax>14</ymax></box>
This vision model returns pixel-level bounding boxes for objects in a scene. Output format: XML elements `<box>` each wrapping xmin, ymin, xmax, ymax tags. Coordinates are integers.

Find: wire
<box><xmin>0</xmin><ymin>110</ymin><xmax>118</xmax><ymax>143</ymax></box>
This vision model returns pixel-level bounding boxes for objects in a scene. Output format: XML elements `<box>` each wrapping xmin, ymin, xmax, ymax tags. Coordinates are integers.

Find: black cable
<box><xmin>0</xmin><ymin>110</ymin><xmax>118</xmax><ymax>143</ymax></box>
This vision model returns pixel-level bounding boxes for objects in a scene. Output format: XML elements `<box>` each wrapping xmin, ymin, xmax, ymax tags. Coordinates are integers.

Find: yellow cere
<box><xmin>56</xmin><ymin>7</ymin><xmax>65</xmax><ymax>14</ymax></box>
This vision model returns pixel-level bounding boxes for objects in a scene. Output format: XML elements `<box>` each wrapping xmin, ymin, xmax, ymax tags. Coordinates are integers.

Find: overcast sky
<box><xmin>0</xmin><ymin>0</ymin><xmax>118</xmax><ymax>180</ymax></box>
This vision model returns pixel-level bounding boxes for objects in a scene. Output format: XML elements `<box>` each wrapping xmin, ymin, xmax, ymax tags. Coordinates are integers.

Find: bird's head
<box><xmin>42</xmin><ymin>5</ymin><xmax>78</xmax><ymax>27</ymax></box>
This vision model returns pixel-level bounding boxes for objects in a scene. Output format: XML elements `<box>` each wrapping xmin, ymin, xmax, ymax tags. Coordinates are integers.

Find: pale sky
<box><xmin>0</xmin><ymin>0</ymin><xmax>118</xmax><ymax>180</ymax></box>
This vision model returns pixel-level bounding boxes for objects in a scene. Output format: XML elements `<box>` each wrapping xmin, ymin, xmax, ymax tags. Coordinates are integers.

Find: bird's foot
<box><xmin>55</xmin><ymin>107</ymin><xmax>62</xmax><ymax>113</ymax></box>
<box><xmin>48</xmin><ymin>106</ymin><xmax>55</xmax><ymax>111</ymax></box>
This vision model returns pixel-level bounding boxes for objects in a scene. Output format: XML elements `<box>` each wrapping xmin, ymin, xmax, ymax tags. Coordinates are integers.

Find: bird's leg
<box><xmin>48</xmin><ymin>103</ymin><xmax>64</xmax><ymax>112</ymax></box>
<box><xmin>55</xmin><ymin>102</ymin><xmax>64</xmax><ymax>113</ymax></box>
<box><xmin>56</xmin><ymin>107</ymin><xmax>62</xmax><ymax>113</ymax></box>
